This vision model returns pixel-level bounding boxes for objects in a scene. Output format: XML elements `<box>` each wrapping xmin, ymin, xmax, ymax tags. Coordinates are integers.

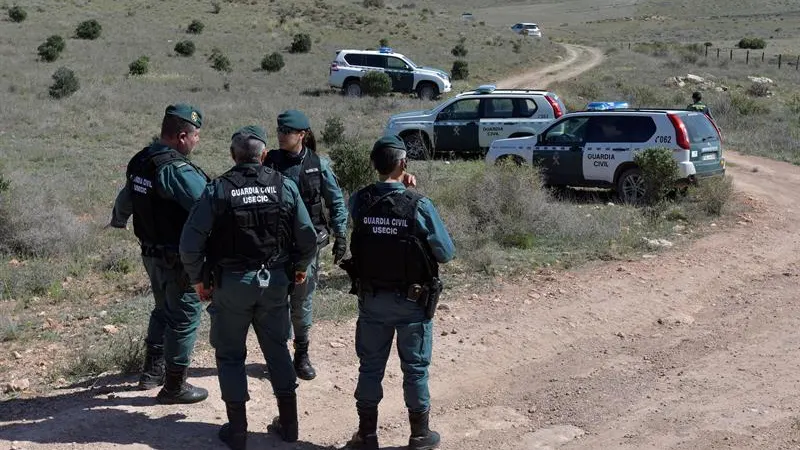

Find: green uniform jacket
<box><xmin>179</xmin><ymin>163</ymin><xmax>318</xmax><ymax>286</ymax></box>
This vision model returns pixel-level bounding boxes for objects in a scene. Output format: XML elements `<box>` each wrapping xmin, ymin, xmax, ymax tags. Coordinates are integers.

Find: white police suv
<box><xmin>485</xmin><ymin>103</ymin><xmax>726</xmax><ymax>203</ymax></box>
<box><xmin>385</xmin><ymin>85</ymin><xmax>566</xmax><ymax>159</ymax></box>
<box><xmin>328</xmin><ymin>47</ymin><xmax>451</xmax><ymax>100</ymax></box>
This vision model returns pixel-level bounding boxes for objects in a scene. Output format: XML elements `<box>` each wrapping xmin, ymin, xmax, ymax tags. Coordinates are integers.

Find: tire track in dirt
<box><xmin>497</xmin><ymin>43</ymin><xmax>604</xmax><ymax>89</ymax></box>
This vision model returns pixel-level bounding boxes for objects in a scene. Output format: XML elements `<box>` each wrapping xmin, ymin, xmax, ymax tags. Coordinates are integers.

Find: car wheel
<box><xmin>416</xmin><ymin>83</ymin><xmax>437</xmax><ymax>101</ymax></box>
<box><xmin>403</xmin><ymin>133</ymin><xmax>431</xmax><ymax>160</ymax></box>
<box><xmin>616</xmin><ymin>168</ymin><xmax>646</xmax><ymax>205</ymax></box>
<box><xmin>344</xmin><ymin>80</ymin><xmax>362</xmax><ymax>97</ymax></box>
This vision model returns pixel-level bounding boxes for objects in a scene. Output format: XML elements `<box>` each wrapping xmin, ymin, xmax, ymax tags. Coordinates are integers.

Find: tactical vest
<box><xmin>126</xmin><ymin>146</ymin><xmax>208</xmax><ymax>248</ymax></box>
<box><xmin>351</xmin><ymin>186</ymin><xmax>437</xmax><ymax>290</ymax></box>
<box><xmin>208</xmin><ymin>165</ymin><xmax>288</xmax><ymax>270</ymax></box>
<box><xmin>265</xmin><ymin>149</ymin><xmax>329</xmax><ymax>235</ymax></box>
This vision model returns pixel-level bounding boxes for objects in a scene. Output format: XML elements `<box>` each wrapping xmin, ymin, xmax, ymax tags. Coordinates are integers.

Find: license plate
<box><xmin>702</xmin><ymin>153</ymin><xmax>717</xmax><ymax>161</ymax></box>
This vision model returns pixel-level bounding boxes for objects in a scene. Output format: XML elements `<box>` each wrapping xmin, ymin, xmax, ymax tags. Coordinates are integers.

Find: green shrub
<box><xmin>738</xmin><ymin>37</ymin><xmax>766</xmax><ymax>49</ymax></box>
<box><xmin>0</xmin><ymin>317</ymin><xmax>21</xmax><ymax>342</ymax></box>
<box><xmin>48</xmin><ymin>67</ymin><xmax>80</xmax><ymax>99</ymax></box>
<box><xmin>361</xmin><ymin>70</ymin><xmax>391</xmax><ymax>97</ymax></box>
<box><xmin>187</xmin><ymin>19</ymin><xmax>205</xmax><ymax>34</ymax></box>
<box><xmin>128</xmin><ymin>56</ymin><xmax>149</xmax><ymax>76</ymax></box>
<box><xmin>451</xmin><ymin>60</ymin><xmax>469</xmax><ymax>80</ymax></box>
<box><xmin>746</xmin><ymin>82</ymin><xmax>770</xmax><ymax>97</ymax></box>
<box><xmin>290</xmin><ymin>33</ymin><xmax>312</xmax><ymax>53</ymax></box>
<box><xmin>634</xmin><ymin>147</ymin><xmax>678</xmax><ymax>204</ymax></box>
<box><xmin>688</xmin><ymin>176</ymin><xmax>734</xmax><ymax>216</ymax></box>
<box><xmin>211</xmin><ymin>1</ymin><xmax>222</xmax><ymax>13</ymax></box>
<box><xmin>37</xmin><ymin>35</ymin><xmax>66</xmax><ymax>62</ymax></box>
<box><xmin>63</xmin><ymin>330</ymin><xmax>145</xmax><ymax>379</ymax></box>
<box><xmin>322</xmin><ymin>116</ymin><xmax>346</xmax><ymax>146</ymax></box>
<box><xmin>451</xmin><ymin>43</ymin><xmax>468</xmax><ymax>57</ymax></box>
<box><xmin>174</xmin><ymin>40</ymin><xmax>196</xmax><ymax>57</ymax></box>
<box><xmin>8</xmin><ymin>5</ymin><xmax>26</xmax><ymax>23</ymax></box>
<box><xmin>363</xmin><ymin>0</ymin><xmax>385</xmax><ymax>7</ymax></box>
<box><xmin>379</xmin><ymin>38</ymin><xmax>389</xmax><ymax>47</ymax></box>
<box><xmin>208</xmin><ymin>48</ymin><xmax>232</xmax><ymax>72</ymax></box>
<box><xmin>329</xmin><ymin>139</ymin><xmax>375</xmax><ymax>196</ymax></box>
<box><xmin>260</xmin><ymin>52</ymin><xmax>284</xmax><ymax>72</ymax></box>
<box><xmin>75</xmin><ymin>19</ymin><xmax>102</xmax><ymax>40</ymax></box>
<box><xmin>731</xmin><ymin>93</ymin><xmax>770</xmax><ymax>115</ymax></box>
<box><xmin>788</xmin><ymin>93</ymin><xmax>800</xmax><ymax>115</ymax></box>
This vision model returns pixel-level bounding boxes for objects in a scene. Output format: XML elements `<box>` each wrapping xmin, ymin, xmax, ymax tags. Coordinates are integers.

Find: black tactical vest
<box><xmin>265</xmin><ymin>149</ymin><xmax>328</xmax><ymax>234</ymax></box>
<box><xmin>208</xmin><ymin>165</ymin><xmax>287</xmax><ymax>270</ymax></box>
<box><xmin>126</xmin><ymin>146</ymin><xmax>208</xmax><ymax>248</ymax></box>
<box><xmin>351</xmin><ymin>185</ymin><xmax>437</xmax><ymax>290</ymax></box>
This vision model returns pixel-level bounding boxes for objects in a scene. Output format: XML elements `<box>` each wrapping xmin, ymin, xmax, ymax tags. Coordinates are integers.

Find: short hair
<box><xmin>230</xmin><ymin>134</ymin><xmax>266</xmax><ymax>163</ymax></box>
<box><xmin>371</xmin><ymin>147</ymin><xmax>406</xmax><ymax>175</ymax></box>
<box><xmin>692</xmin><ymin>91</ymin><xmax>702</xmax><ymax>101</ymax></box>
<box><xmin>160</xmin><ymin>115</ymin><xmax>197</xmax><ymax>138</ymax></box>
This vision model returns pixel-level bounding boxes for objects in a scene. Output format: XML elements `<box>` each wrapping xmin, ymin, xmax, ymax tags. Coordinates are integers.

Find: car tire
<box><xmin>416</xmin><ymin>83</ymin><xmax>438</xmax><ymax>101</ymax></box>
<box><xmin>402</xmin><ymin>132</ymin><xmax>431</xmax><ymax>160</ymax></box>
<box><xmin>616</xmin><ymin>168</ymin><xmax>646</xmax><ymax>205</ymax></box>
<box><xmin>343</xmin><ymin>80</ymin><xmax>362</xmax><ymax>97</ymax></box>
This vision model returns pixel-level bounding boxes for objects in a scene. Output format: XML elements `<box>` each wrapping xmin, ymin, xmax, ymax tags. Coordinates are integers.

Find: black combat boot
<box><xmin>156</xmin><ymin>365</ymin><xmax>208</xmax><ymax>404</ymax></box>
<box><xmin>408</xmin><ymin>409</ymin><xmax>440</xmax><ymax>450</ymax></box>
<box><xmin>218</xmin><ymin>401</ymin><xmax>248</xmax><ymax>450</ymax></box>
<box><xmin>267</xmin><ymin>394</ymin><xmax>299</xmax><ymax>442</ymax></box>
<box><xmin>293</xmin><ymin>341</ymin><xmax>317</xmax><ymax>381</ymax></box>
<box><xmin>138</xmin><ymin>346</ymin><xmax>165</xmax><ymax>390</ymax></box>
<box><xmin>344</xmin><ymin>407</ymin><xmax>379</xmax><ymax>450</ymax></box>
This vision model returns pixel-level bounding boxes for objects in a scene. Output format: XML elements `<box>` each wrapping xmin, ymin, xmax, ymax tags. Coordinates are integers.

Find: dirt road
<box><xmin>497</xmin><ymin>43</ymin><xmax>604</xmax><ymax>89</ymax></box>
<box><xmin>3</xmin><ymin>48</ymin><xmax>800</xmax><ymax>450</ymax></box>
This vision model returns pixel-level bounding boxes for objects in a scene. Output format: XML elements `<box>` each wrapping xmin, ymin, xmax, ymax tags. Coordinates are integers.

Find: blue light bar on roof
<box><xmin>587</xmin><ymin>101</ymin><xmax>629</xmax><ymax>111</ymax></box>
<box><xmin>475</xmin><ymin>84</ymin><xmax>497</xmax><ymax>93</ymax></box>
<box><xmin>379</xmin><ymin>46</ymin><xmax>393</xmax><ymax>53</ymax></box>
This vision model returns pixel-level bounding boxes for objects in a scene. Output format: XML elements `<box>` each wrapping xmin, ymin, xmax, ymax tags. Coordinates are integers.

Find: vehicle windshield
<box><xmin>403</xmin><ymin>56</ymin><xmax>418</xmax><ymax>69</ymax></box>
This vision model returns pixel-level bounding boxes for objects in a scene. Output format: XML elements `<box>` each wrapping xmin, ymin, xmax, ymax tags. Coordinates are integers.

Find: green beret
<box><xmin>277</xmin><ymin>109</ymin><xmax>311</xmax><ymax>131</ymax></box>
<box><xmin>165</xmin><ymin>103</ymin><xmax>203</xmax><ymax>128</ymax></box>
<box><xmin>232</xmin><ymin>125</ymin><xmax>268</xmax><ymax>145</ymax></box>
<box><xmin>371</xmin><ymin>135</ymin><xmax>406</xmax><ymax>154</ymax></box>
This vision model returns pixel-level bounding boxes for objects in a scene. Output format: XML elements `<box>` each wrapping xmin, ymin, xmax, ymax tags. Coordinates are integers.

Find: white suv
<box><xmin>328</xmin><ymin>47</ymin><xmax>451</xmax><ymax>100</ymax></box>
<box><xmin>511</xmin><ymin>23</ymin><xmax>542</xmax><ymax>37</ymax></box>
<box><xmin>385</xmin><ymin>85</ymin><xmax>566</xmax><ymax>159</ymax></box>
<box><xmin>485</xmin><ymin>107</ymin><xmax>726</xmax><ymax>203</ymax></box>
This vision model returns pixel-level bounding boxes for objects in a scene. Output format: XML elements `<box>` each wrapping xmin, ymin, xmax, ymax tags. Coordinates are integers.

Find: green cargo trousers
<box><xmin>354</xmin><ymin>290</ymin><xmax>434</xmax><ymax>413</ymax></box>
<box><xmin>141</xmin><ymin>254</ymin><xmax>201</xmax><ymax>368</ymax></box>
<box><xmin>208</xmin><ymin>270</ymin><xmax>297</xmax><ymax>402</ymax></box>
<box><xmin>289</xmin><ymin>251</ymin><xmax>318</xmax><ymax>345</ymax></box>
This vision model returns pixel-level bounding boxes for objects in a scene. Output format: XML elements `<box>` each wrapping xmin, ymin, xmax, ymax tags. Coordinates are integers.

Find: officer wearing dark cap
<box><xmin>342</xmin><ymin>135</ymin><xmax>455</xmax><ymax>450</ymax></box>
<box><xmin>263</xmin><ymin>109</ymin><xmax>348</xmax><ymax>381</ymax></box>
<box><xmin>108</xmin><ymin>103</ymin><xmax>209</xmax><ymax>404</ymax></box>
<box><xmin>180</xmin><ymin>125</ymin><xmax>318</xmax><ymax>449</ymax></box>
<box><xmin>688</xmin><ymin>91</ymin><xmax>713</xmax><ymax>119</ymax></box>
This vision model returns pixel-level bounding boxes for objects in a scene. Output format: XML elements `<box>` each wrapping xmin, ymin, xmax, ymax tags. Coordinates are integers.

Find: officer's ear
<box><xmin>259</xmin><ymin>148</ymin><xmax>268</xmax><ymax>164</ymax></box>
<box><xmin>229</xmin><ymin>145</ymin><xmax>236</xmax><ymax>163</ymax></box>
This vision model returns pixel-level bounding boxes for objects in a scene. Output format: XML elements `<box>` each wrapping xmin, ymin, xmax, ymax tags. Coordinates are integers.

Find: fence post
<box><xmin>778</xmin><ymin>54</ymin><xmax>782</xmax><ymax>69</ymax></box>
<box><xmin>730</xmin><ymin>49</ymin><xmax>733</xmax><ymax>60</ymax></box>
<box><xmin>746</xmin><ymin>50</ymin><xmax>749</xmax><ymax>64</ymax></box>
<box><xmin>762</xmin><ymin>52</ymin><xmax>765</xmax><ymax>62</ymax></box>
<box><xmin>716</xmin><ymin>48</ymin><xmax>720</xmax><ymax>59</ymax></box>
<box><xmin>628</xmin><ymin>42</ymin><xmax>631</xmax><ymax>50</ymax></box>
<box><xmin>796</xmin><ymin>55</ymin><xmax>799</xmax><ymax>70</ymax></box>
<box><xmin>705</xmin><ymin>46</ymin><xmax>708</xmax><ymax>57</ymax></box>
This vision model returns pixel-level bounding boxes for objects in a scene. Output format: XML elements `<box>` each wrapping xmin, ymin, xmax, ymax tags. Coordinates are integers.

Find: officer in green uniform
<box><xmin>180</xmin><ymin>126</ymin><xmax>318</xmax><ymax>449</ymax></box>
<box><xmin>687</xmin><ymin>91</ymin><xmax>713</xmax><ymax>119</ymax></box>
<box><xmin>108</xmin><ymin>103</ymin><xmax>209</xmax><ymax>404</ymax></box>
<box><xmin>342</xmin><ymin>135</ymin><xmax>455</xmax><ymax>450</ymax></box>
<box><xmin>263</xmin><ymin>110</ymin><xmax>348</xmax><ymax>380</ymax></box>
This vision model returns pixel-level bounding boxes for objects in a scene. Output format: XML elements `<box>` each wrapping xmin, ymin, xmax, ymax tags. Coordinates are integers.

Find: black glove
<box><xmin>333</xmin><ymin>235</ymin><xmax>347</xmax><ymax>264</ymax></box>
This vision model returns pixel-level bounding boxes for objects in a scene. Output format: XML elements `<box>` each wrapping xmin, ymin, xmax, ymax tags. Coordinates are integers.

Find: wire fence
<box><xmin>616</xmin><ymin>42</ymin><xmax>800</xmax><ymax>70</ymax></box>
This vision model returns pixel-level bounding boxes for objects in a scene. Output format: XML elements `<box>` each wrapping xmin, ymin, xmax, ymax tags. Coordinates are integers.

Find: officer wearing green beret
<box><xmin>263</xmin><ymin>109</ymin><xmax>348</xmax><ymax>381</ymax></box>
<box><xmin>342</xmin><ymin>135</ymin><xmax>455</xmax><ymax>450</ymax></box>
<box><xmin>108</xmin><ymin>103</ymin><xmax>209</xmax><ymax>404</ymax></box>
<box><xmin>180</xmin><ymin>125</ymin><xmax>318</xmax><ymax>449</ymax></box>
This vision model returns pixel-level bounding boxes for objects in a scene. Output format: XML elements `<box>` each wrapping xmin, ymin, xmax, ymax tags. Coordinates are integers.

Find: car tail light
<box><xmin>330</xmin><ymin>62</ymin><xmax>339</xmax><ymax>73</ymax></box>
<box><xmin>667</xmin><ymin>113</ymin><xmax>691</xmax><ymax>150</ymax></box>
<box><xmin>545</xmin><ymin>94</ymin><xmax>562</xmax><ymax>118</ymax></box>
